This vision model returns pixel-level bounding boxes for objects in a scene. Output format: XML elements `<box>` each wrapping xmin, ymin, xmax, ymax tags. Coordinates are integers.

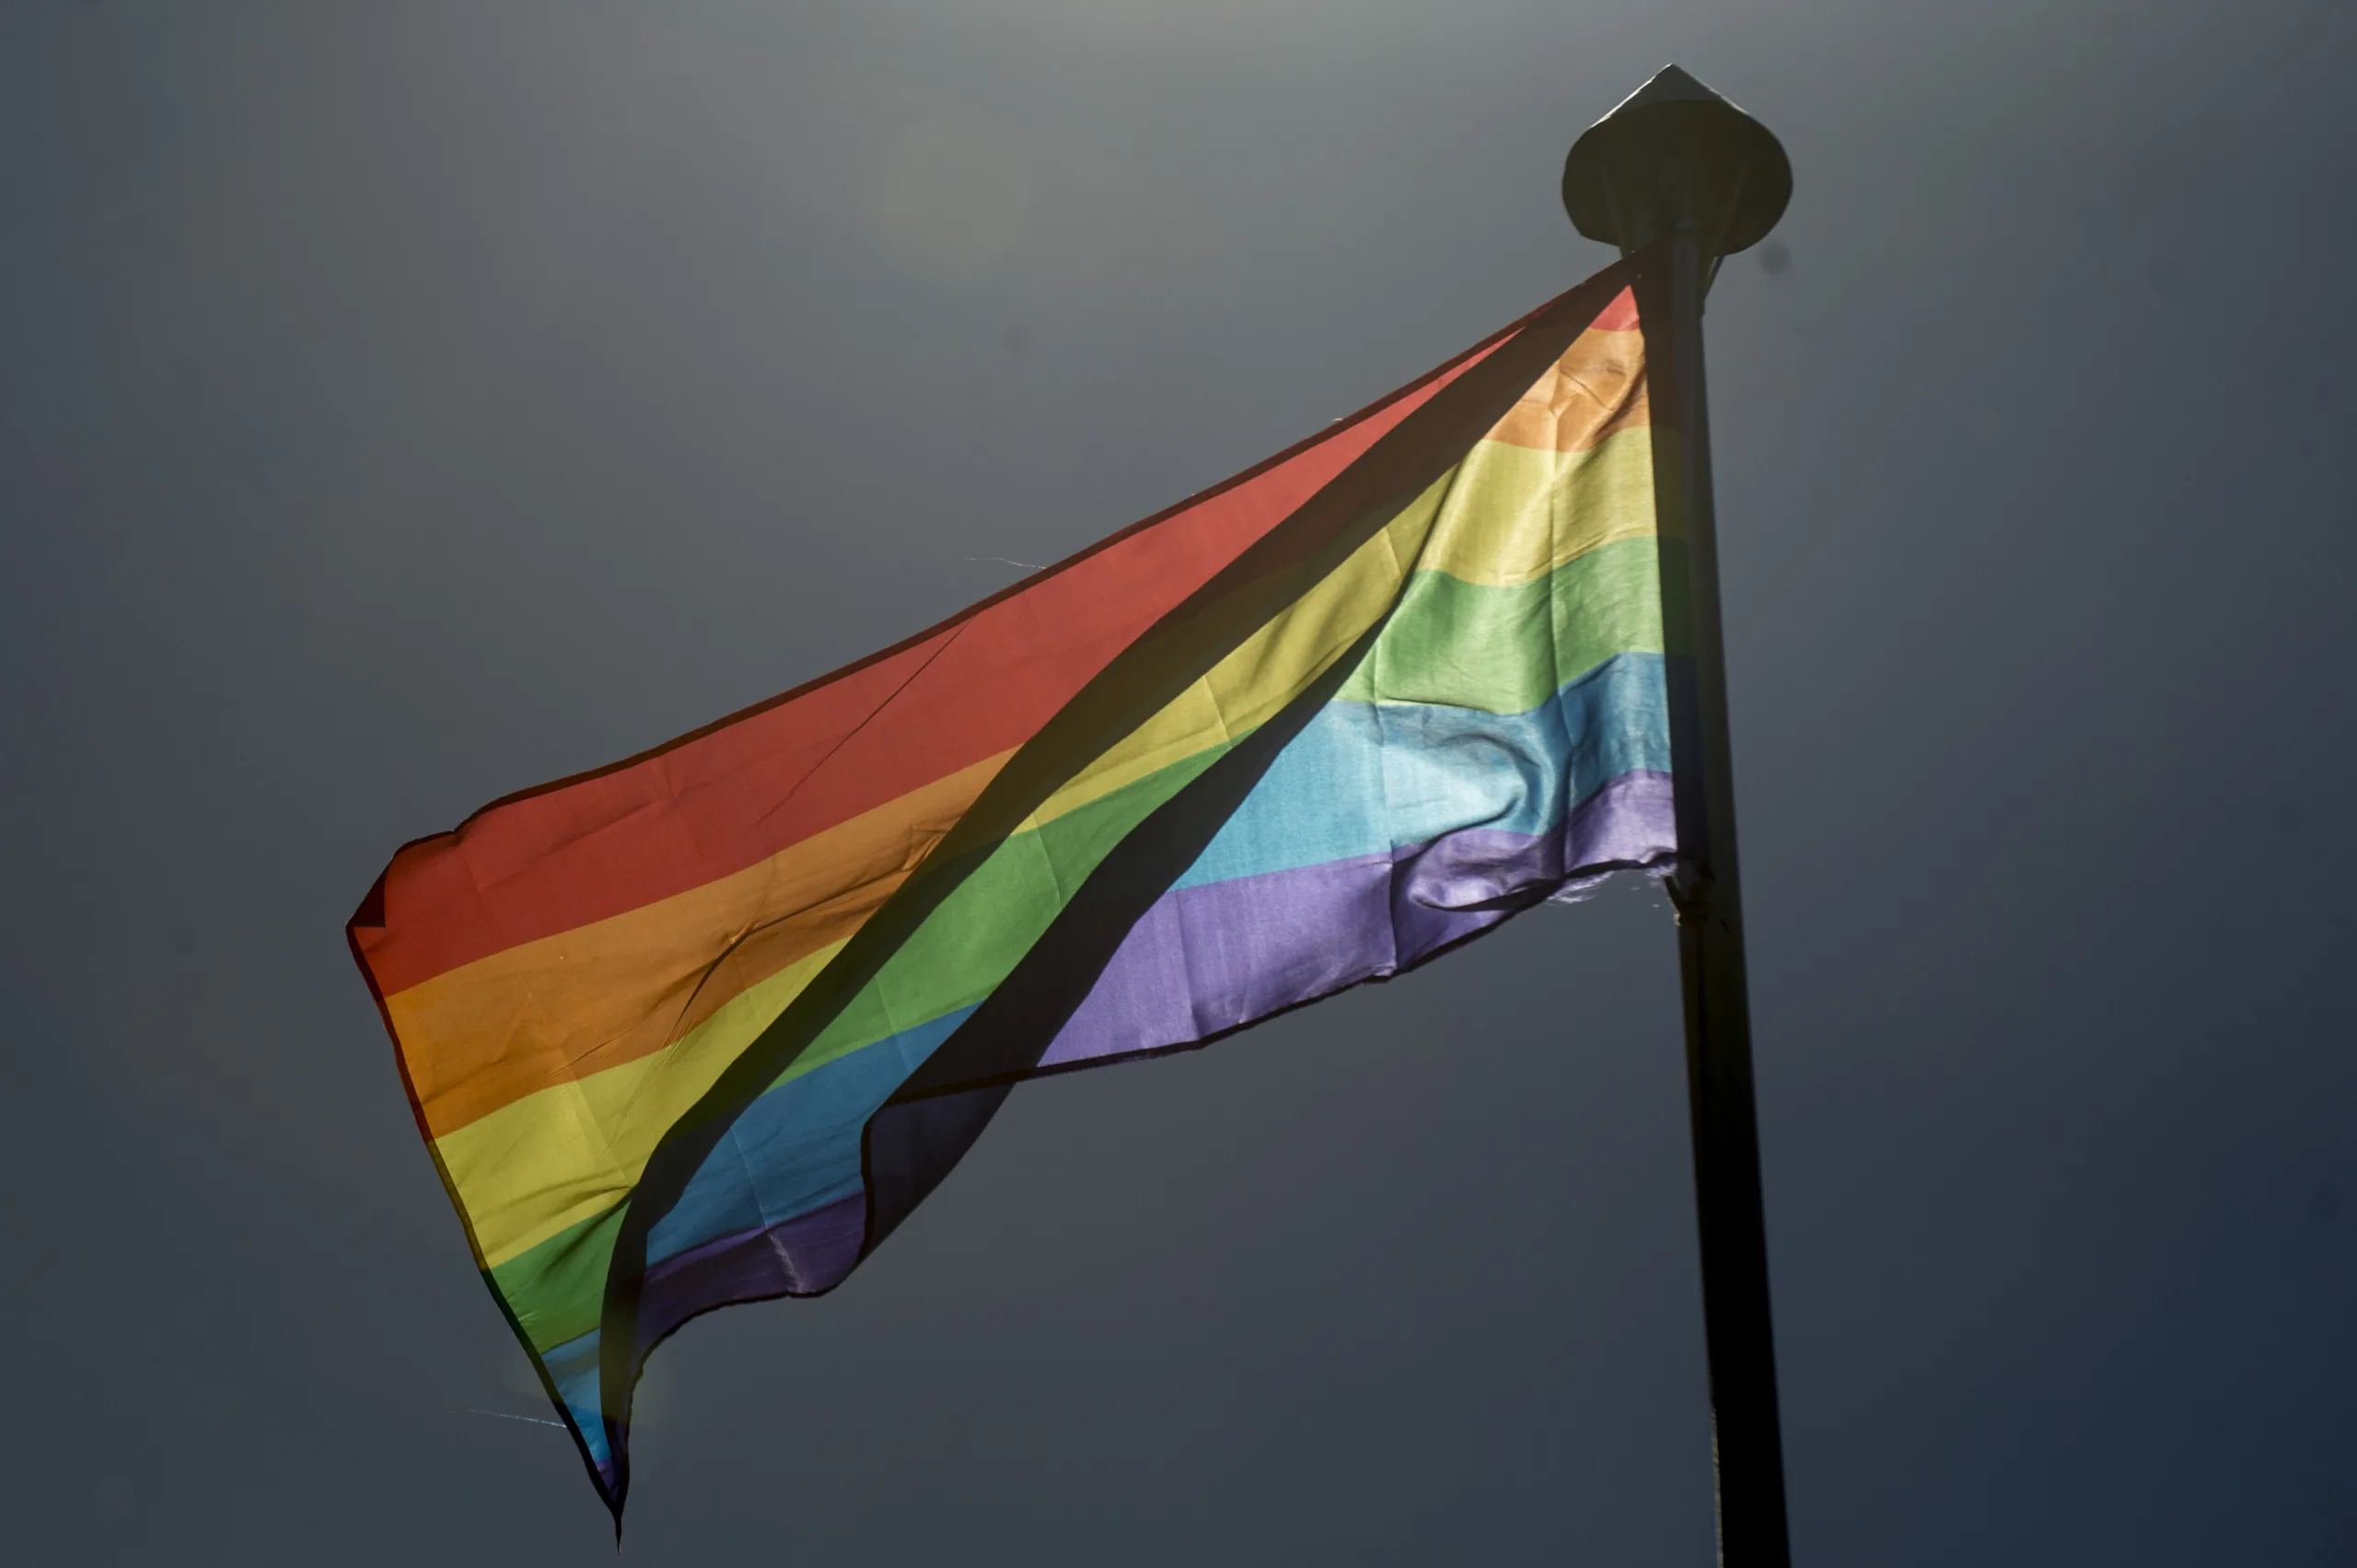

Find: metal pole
<box><xmin>1562</xmin><ymin>65</ymin><xmax>1794</xmax><ymax>1564</ymax></box>
<box><xmin>1656</xmin><ymin>215</ymin><xmax>1792</xmax><ymax>1568</ymax></box>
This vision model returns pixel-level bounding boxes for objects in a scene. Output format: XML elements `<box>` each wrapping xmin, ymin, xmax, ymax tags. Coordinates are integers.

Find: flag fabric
<box><xmin>348</xmin><ymin>260</ymin><xmax>1672</xmax><ymax>1520</ymax></box>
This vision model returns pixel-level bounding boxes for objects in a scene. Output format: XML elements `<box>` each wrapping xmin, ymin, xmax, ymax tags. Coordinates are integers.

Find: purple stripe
<box><xmin>629</xmin><ymin>1193</ymin><xmax>867</xmax><ymax>1357</ymax></box>
<box><xmin>625</xmin><ymin>768</ymin><xmax>1675</xmax><ymax>1345</ymax></box>
<box><xmin>1038</xmin><ymin>768</ymin><xmax>1673</xmax><ymax>1071</ymax></box>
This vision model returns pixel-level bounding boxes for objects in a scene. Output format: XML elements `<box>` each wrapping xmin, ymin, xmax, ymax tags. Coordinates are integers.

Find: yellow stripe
<box><xmin>1417</xmin><ymin>425</ymin><xmax>1655</xmax><ymax>588</ymax></box>
<box><xmin>447</xmin><ymin>938</ymin><xmax>847</xmax><ymax>1268</ymax></box>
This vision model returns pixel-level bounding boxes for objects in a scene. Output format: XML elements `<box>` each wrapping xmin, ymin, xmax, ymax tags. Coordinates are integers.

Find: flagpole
<box><xmin>1658</xmin><ymin>204</ymin><xmax>1794</xmax><ymax>1568</ymax></box>
<box><xmin>1562</xmin><ymin>67</ymin><xmax>1794</xmax><ymax>1566</ymax></box>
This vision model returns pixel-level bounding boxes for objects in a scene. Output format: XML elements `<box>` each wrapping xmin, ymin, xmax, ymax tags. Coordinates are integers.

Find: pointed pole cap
<box><xmin>1562</xmin><ymin>64</ymin><xmax>1791</xmax><ymax>257</ymax></box>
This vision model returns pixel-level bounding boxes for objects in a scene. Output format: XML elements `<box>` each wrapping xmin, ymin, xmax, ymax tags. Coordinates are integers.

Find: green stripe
<box><xmin>494</xmin><ymin>1207</ymin><xmax>626</xmax><ymax>1354</ymax></box>
<box><xmin>786</xmin><ymin>746</ymin><xmax>1233</xmax><ymax>1085</ymax></box>
<box><xmin>1338</xmin><ymin>533</ymin><xmax>1661</xmax><ymax>713</ymax></box>
<box><xmin>490</xmin><ymin>742</ymin><xmax>1237</xmax><ymax>1352</ymax></box>
<box><xmin>489</xmin><ymin>532</ymin><xmax>1664</xmax><ymax>1354</ymax></box>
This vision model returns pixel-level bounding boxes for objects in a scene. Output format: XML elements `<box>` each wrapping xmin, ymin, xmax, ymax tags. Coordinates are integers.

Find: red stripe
<box><xmin>354</xmin><ymin>311</ymin><xmax>1546</xmax><ymax>997</ymax></box>
<box><xmin>1592</xmin><ymin>286</ymin><xmax>1639</xmax><ymax>332</ymax></box>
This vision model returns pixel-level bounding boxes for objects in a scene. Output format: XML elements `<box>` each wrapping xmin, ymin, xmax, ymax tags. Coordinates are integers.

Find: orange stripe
<box><xmin>1483</xmin><ymin>318</ymin><xmax>1648</xmax><ymax>452</ymax></box>
<box><xmin>389</xmin><ymin>753</ymin><xmax>1009</xmax><ymax>1138</ymax></box>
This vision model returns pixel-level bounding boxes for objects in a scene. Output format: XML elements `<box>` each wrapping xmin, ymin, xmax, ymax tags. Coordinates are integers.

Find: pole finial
<box><xmin>1562</xmin><ymin>64</ymin><xmax>1791</xmax><ymax>258</ymax></box>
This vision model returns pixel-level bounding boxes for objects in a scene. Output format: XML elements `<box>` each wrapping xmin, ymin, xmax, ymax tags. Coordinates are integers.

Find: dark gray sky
<box><xmin>6</xmin><ymin>2</ymin><xmax>2354</xmax><ymax>1562</ymax></box>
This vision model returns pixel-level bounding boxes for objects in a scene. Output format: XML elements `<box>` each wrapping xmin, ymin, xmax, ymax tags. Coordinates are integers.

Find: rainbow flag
<box><xmin>349</xmin><ymin>261</ymin><xmax>1672</xmax><ymax>1520</ymax></box>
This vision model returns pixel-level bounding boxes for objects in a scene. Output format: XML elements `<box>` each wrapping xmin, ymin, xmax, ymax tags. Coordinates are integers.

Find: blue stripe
<box><xmin>644</xmin><ymin>1005</ymin><xmax>978</xmax><ymax>1267</ymax></box>
<box><xmin>1174</xmin><ymin>650</ymin><xmax>1667</xmax><ymax>890</ymax></box>
<box><xmin>617</xmin><ymin>655</ymin><xmax>1666</xmax><ymax>1283</ymax></box>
